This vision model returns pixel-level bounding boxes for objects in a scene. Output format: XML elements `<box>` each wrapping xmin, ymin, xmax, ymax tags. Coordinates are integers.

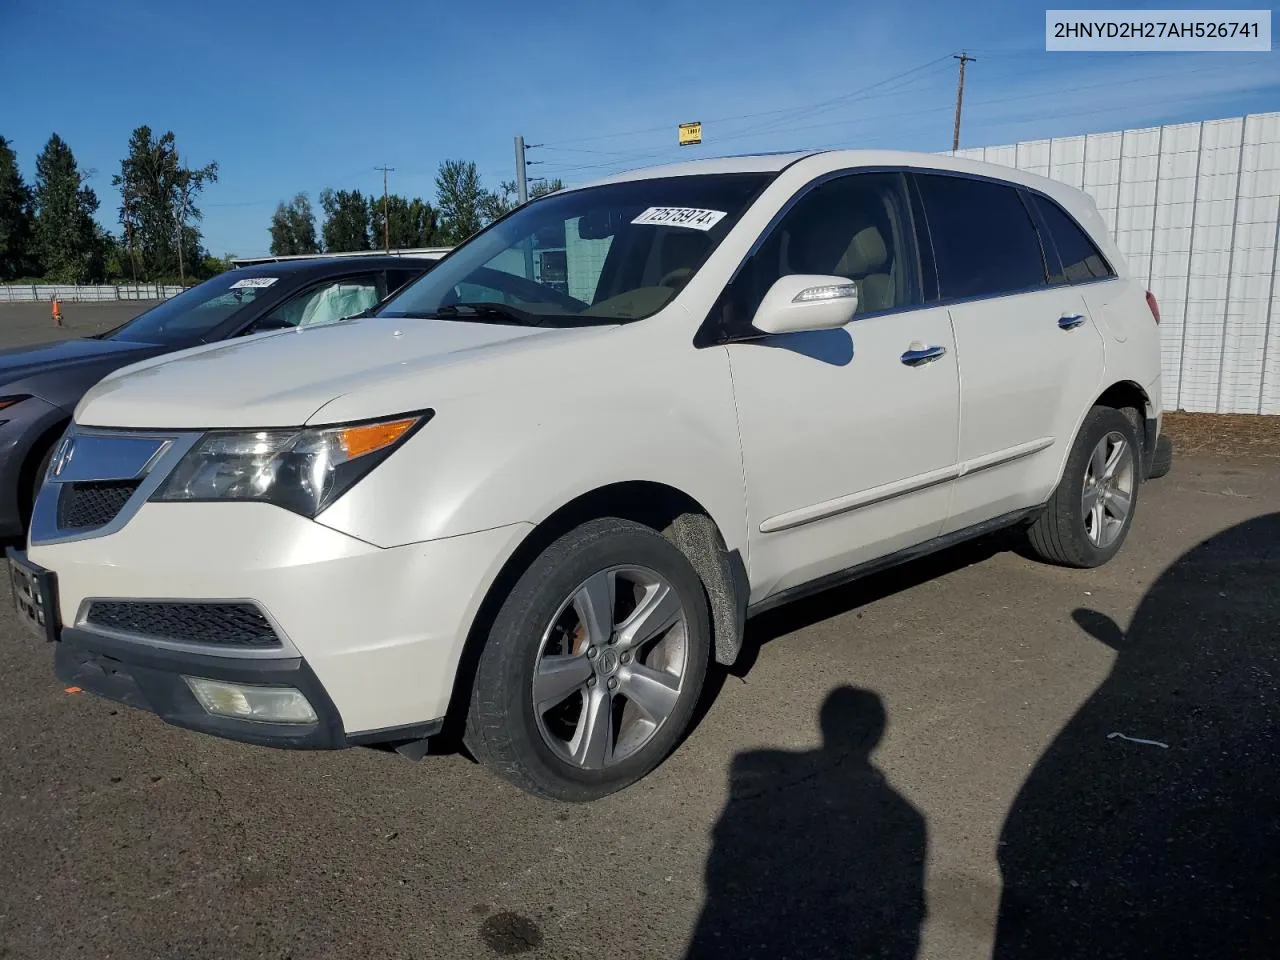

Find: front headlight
<box><xmin>151</xmin><ymin>411</ymin><xmax>431</xmax><ymax>517</ymax></box>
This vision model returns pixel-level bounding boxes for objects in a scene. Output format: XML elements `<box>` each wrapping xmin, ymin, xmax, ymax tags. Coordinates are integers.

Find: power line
<box><xmin>537</xmin><ymin>54</ymin><xmax>1273</xmax><ymax>182</ymax></box>
<box><xmin>534</xmin><ymin>53</ymin><xmax>955</xmax><ymax>148</ymax></box>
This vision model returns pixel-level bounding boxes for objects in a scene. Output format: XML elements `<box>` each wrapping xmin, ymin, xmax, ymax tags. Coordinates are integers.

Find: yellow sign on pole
<box><xmin>678</xmin><ymin>121</ymin><xmax>702</xmax><ymax>146</ymax></box>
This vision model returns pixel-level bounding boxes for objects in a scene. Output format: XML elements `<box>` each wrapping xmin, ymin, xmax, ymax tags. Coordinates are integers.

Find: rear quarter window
<box><xmin>915</xmin><ymin>173</ymin><xmax>1048</xmax><ymax>301</ymax></box>
<box><xmin>1029</xmin><ymin>193</ymin><xmax>1115</xmax><ymax>284</ymax></box>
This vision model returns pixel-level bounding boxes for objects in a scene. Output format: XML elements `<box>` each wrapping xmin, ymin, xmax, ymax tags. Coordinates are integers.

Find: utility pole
<box><xmin>375</xmin><ymin>165</ymin><xmax>395</xmax><ymax>252</ymax></box>
<box><xmin>173</xmin><ymin>154</ymin><xmax>187</xmax><ymax>288</ymax></box>
<box><xmin>514</xmin><ymin>136</ymin><xmax>529</xmax><ymax>204</ymax></box>
<box><xmin>952</xmin><ymin>52</ymin><xmax>976</xmax><ymax>152</ymax></box>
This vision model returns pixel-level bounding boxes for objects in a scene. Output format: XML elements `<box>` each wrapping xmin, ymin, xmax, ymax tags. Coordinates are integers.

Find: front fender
<box><xmin>315</xmin><ymin>347</ymin><xmax>748</xmax><ymax>558</ymax></box>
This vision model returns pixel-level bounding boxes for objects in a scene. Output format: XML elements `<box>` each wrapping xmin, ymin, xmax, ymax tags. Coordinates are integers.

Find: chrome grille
<box><xmin>84</xmin><ymin>600</ymin><xmax>282</xmax><ymax>648</ymax></box>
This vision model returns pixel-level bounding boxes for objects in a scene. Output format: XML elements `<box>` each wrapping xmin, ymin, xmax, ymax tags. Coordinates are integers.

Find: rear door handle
<box><xmin>901</xmin><ymin>345</ymin><xmax>947</xmax><ymax>367</ymax></box>
<box><xmin>1058</xmin><ymin>314</ymin><xmax>1086</xmax><ymax>330</ymax></box>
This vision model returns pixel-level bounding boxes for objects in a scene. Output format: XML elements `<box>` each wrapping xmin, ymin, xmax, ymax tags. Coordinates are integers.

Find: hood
<box><xmin>0</xmin><ymin>336</ymin><xmax>161</xmax><ymax>384</ymax></box>
<box><xmin>75</xmin><ymin>316</ymin><xmax>612</xmax><ymax>428</ymax></box>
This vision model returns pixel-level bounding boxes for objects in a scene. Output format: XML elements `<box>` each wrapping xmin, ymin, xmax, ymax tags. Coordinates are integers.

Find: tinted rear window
<box><xmin>916</xmin><ymin>174</ymin><xmax>1047</xmax><ymax>300</ymax></box>
<box><xmin>1030</xmin><ymin>194</ymin><xmax>1114</xmax><ymax>284</ymax></box>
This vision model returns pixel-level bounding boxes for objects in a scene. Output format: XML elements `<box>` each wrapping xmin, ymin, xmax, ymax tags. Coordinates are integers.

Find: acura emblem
<box><xmin>50</xmin><ymin>436</ymin><xmax>75</xmax><ymax>477</ymax></box>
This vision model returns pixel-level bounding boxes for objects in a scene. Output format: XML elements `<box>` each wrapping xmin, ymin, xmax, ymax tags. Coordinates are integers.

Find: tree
<box><xmin>269</xmin><ymin>192</ymin><xmax>319</xmax><ymax>255</ymax></box>
<box><xmin>32</xmin><ymin>133</ymin><xmax>103</xmax><ymax>283</ymax></box>
<box><xmin>435</xmin><ymin>160</ymin><xmax>492</xmax><ymax>243</ymax></box>
<box><xmin>368</xmin><ymin>194</ymin><xmax>441</xmax><ymax>250</ymax></box>
<box><xmin>531</xmin><ymin>178</ymin><xmax>565</xmax><ymax>200</ymax></box>
<box><xmin>0</xmin><ymin>136</ymin><xmax>36</xmax><ymax>279</ymax></box>
<box><xmin>319</xmin><ymin>188</ymin><xmax>370</xmax><ymax>252</ymax></box>
<box><xmin>113</xmin><ymin>125</ymin><xmax>217</xmax><ymax>283</ymax></box>
<box><xmin>482</xmin><ymin>176</ymin><xmax>566</xmax><ymax>223</ymax></box>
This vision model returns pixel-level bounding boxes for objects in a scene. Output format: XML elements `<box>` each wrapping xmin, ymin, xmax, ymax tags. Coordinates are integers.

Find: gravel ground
<box><xmin>1162</xmin><ymin>411</ymin><xmax>1280</xmax><ymax>460</ymax></box>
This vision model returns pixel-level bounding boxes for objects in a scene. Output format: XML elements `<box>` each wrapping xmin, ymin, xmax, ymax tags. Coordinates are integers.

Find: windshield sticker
<box><xmin>630</xmin><ymin>207</ymin><xmax>727</xmax><ymax>231</ymax></box>
<box><xmin>229</xmin><ymin>276</ymin><xmax>280</xmax><ymax>289</ymax></box>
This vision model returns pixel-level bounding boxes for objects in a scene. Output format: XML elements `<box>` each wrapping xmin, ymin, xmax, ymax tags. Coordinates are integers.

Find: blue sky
<box><xmin>2</xmin><ymin>0</ymin><xmax>1276</xmax><ymax>257</ymax></box>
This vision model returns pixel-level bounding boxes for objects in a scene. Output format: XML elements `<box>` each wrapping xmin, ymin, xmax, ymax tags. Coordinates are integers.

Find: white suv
<box><xmin>10</xmin><ymin>150</ymin><xmax>1165</xmax><ymax>800</ymax></box>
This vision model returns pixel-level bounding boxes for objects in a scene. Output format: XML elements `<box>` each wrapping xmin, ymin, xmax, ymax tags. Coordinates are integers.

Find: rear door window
<box><xmin>1029</xmin><ymin>193</ymin><xmax>1114</xmax><ymax>284</ymax></box>
<box><xmin>914</xmin><ymin>173</ymin><xmax>1047</xmax><ymax>301</ymax></box>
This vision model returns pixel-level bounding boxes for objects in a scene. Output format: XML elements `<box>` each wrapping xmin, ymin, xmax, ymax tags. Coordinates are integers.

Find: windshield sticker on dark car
<box><xmin>630</xmin><ymin>207</ymin><xmax>727</xmax><ymax>231</ymax></box>
<box><xmin>230</xmin><ymin>277</ymin><xmax>280</xmax><ymax>289</ymax></box>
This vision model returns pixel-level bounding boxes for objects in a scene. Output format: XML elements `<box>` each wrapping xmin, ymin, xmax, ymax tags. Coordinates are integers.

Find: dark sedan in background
<box><xmin>0</xmin><ymin>255</ymin><xmax>434</xmax><ymax>537</ymax></box>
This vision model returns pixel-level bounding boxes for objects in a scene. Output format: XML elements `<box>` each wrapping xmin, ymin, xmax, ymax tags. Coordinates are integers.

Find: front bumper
<box><xmin>55</xmin><ymin>625</ymin><xmax>353</xmax><ymax>749</ymax></box>
<box><xmin>22</xmin><ymin>502</ymin><xmax>531</xmax><ymax>747</ymax></box>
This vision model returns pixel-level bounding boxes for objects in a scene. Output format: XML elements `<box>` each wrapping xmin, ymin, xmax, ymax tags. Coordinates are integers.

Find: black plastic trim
<box><xmin>345</xmin><ymin>719</ymin><xmax>444</xmax><ymax>745</ymax></box>
<box><xmin>48</xmin><ymin>624</ymin><xmax>442</xmax><ymax>752</ymax></box>
<box><xmin>56</xmin><ymin>627</ymin><xmax>348</xmax><ymax>749</ymax></box>
<box><xmin>746</xmin><ymin>506</ymin><xmax>1041</xmax><ymax>618</ymax></box>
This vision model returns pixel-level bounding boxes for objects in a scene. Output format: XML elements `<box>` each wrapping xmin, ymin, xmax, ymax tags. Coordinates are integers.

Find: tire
<box><xmin>1026</xmin><ymin>406</ymin><xmax>1142</xmax><ymax>568</ymax></box>
<box><xmin>1146</xmin><ymin>433</ymin><xmax>1174</xmax><ymax>480</ymax></box>
<box><xmin>464</xmin><ymin>517</ymin><xmax>712</xmax><ymax>801</ymax></box>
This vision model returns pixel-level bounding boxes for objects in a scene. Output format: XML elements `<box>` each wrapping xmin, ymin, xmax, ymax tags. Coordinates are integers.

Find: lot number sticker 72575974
<box><xmin>630</xmin><ymin>207</ymin><xmax>727</xmax><ymax>231</ymax></box>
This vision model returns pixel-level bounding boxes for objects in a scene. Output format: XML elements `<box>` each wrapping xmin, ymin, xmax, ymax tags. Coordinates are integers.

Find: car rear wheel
<box><xmin>464</xmin><ymin>517</ymin><xmax>711</xmax><ymax>801</ymax></box>
<box><xmin>1026</xmin><ymin>406</ymin><xmax>1142</xmax><ymax>568</ymax></box>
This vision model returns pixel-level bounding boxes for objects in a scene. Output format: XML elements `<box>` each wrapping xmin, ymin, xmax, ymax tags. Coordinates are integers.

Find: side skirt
<box><xmin>745</xmin><ymin>505</ymin><xmax>1043</xmax><ymax>619</ymax></box>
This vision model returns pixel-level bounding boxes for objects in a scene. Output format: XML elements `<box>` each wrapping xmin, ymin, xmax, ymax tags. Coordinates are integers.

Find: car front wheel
<box><xmin>464</xmin><ymin>518</ymin><xmax>711</xmax><ymax>801</ymax></box>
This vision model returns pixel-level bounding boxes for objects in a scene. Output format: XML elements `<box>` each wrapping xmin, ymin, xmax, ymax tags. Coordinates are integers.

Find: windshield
<box><xmin>107</xmin><ymin>272</ymin><xmax>284</xmax><ymax>345</ymax></box>
<box><xmin>379</xmin><ymin>173</ymin><xmax>773</xmax><ymax>326</ymax></box>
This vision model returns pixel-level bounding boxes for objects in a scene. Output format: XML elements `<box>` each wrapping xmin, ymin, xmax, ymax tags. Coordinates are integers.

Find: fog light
<box><xmin>183</xmin><ymin>677</ymin><xmax>318</xmax><ymax>724</ymax></box>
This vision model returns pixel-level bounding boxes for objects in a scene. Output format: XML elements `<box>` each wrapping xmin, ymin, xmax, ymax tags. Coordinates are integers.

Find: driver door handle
<box><xmin>901</xmin><ymin>345</ymin><xmax>947</xmax><ymax>367</ymax></box>
<box><xmin>1058</xmin><ymin>314</ymin><xmax>1086</xmax><ymax>330</ymax></box>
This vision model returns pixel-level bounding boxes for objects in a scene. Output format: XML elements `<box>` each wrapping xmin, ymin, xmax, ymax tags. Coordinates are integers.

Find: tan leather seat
<box><xmin>835</xmin><ymin>226</ymin><xmax>893</xmax><ymax>313</ymax></box>
<box><xmin>783</xmin><ymin>210</ymin><xmax>894</xmax><ymax>314</ymax></box>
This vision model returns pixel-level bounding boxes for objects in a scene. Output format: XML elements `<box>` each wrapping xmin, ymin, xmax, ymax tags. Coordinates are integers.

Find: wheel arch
<box><xmin>1094</xmin><ymin>379</ymin><xmax>1157</xmax><ymax>469</ymax></box>
<box><xmin>439</xmin><ymin>480</ymin><xmax>749</xmax><ymax>746</ymax></box>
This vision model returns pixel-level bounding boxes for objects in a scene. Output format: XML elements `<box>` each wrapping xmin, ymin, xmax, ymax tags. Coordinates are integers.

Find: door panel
<box><xmin>911</xmin><ymin>170</ymin><xmax>1107</xmax><ymax>534</ymax></box>
<box><xmin>709</xmin><ymin>171</ymin><xmax>964</xmax><ymax>602</ymax></box>
<box><xmin>730</xmin><ymin>308</ymin><xmax>960</xmax><ymax>601</ymax></box>
<box><xmin>943</xmin><ymin>286</ymin><xmax>1105</xmax><ymax>533</ymax></box>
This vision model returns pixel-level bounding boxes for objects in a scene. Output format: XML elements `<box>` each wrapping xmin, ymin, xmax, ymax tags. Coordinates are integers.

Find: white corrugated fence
<box><xmin>954</xmin><ymin>111</ymin><xmax>1280</xmax><ymax>415</ymax></box>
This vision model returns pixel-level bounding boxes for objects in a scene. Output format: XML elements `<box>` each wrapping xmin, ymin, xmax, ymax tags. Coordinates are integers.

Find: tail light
<box><xmin>1145</xmin><ymin>290</ymin><xmax>1161</xmax><ymax>324</ymax></box>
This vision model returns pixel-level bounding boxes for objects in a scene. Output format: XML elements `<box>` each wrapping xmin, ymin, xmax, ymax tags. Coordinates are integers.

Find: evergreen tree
<box><xmin>32</xmin><ymin>133</ymin><xmax>102</xmax><ymax>283</ymax></box>
<box><xmin>0</xmin><ymin>136</ymin><xmax>36</xmax><ymax>279</ymax></box>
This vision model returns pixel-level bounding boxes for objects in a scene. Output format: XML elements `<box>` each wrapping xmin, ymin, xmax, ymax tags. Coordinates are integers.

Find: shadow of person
<box><xmin>994</xmin><ymin>513</ymin><xmax>1280</xmax><ymax>960</ymax></box>
<box><xmin>686</xmin><ymin>686</ymin><xmax>926</xmax><ymax>960</ymax></box>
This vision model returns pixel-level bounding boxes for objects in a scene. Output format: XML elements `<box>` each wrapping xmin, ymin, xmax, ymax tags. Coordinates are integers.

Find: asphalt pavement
<box><xmin>1</xmin><ymin>303</ymin><xmax>1276</xmax><ymax>959</ymax></box>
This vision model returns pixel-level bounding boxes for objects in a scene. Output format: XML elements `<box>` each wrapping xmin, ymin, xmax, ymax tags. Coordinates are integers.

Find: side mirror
<box><xmin>751</xmin><ymin>275</ymin><xmax>859</xmax><ymax>335</ymax></box>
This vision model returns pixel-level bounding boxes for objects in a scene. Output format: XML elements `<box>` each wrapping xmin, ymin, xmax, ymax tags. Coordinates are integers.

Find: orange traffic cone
<box><xmin>51</xmin><ymin>297</ymin><xmax>64</xmax><ymax>327</ymax></box>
